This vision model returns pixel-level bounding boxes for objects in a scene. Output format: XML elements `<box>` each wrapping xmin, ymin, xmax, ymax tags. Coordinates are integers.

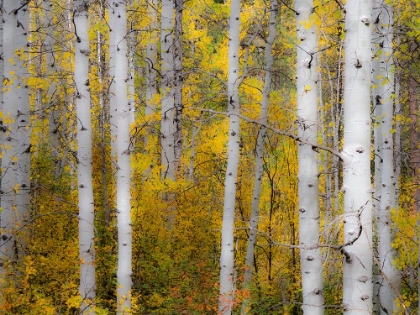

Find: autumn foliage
<box><xmin>0</xmin><ymin>0</ymin><xmax>419</xmax><ymax>314</ymax></box>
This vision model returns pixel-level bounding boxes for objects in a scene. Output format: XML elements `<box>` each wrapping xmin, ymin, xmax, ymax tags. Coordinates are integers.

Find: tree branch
<box><xmin>12</xmin><ymin>0</ymin><xmax>31</xmax><ymax>15</ymax></box>
<box><xmin>199</xmin><ymin>108</ymin><xmax>343</xmax><ymax>159</ymax></box>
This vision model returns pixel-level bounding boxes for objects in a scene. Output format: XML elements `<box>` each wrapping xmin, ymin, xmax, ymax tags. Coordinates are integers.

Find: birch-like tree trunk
<box><xmin>44</xmin><ymin>0</ymin><xmax>60</xmax><ymax>162</ymax></box>
<box><xmin>241</xmin><ymin>1</ymin><xmax>277</xmax><ymax>313</ymax></box>
<box><xmin>295</xmin><ymin>0</ymin><xmax>324</xmax><ymax>311</ymax></box>
<box><xmin>372</xmin><ymin>2</ymin><xmax>382</xmax><ymax>312</ymax></box>
<box><xmin>342</xmin><ymin>0</ymin><xmax>373</xmax><ymax>313</ymax></box>
<box><xmin>74</xmin><ymin>1</ymin><xmax>96</xmax><ymax>312</ymax></box>
<box><xmin>0</xmin><ymin>0</ymin><xmax>19</xmax><ymax>281</ymax></box>
<box><xmin>144</xmin><ymin>0</ymin><xmax>158</xmax><ymax>159</ymax></box>
<box><xmin>108</xmin><ymin>0</ymin><xmax>117</xmax><ymax>160</ymax></box>
<box><xmin>372</xmin><ymin>2</ymin><xmax>399</xmax><ymax>313</ymax></box>
<box><xmin>146</xmin><ymin>0</ymin><xmax>158</xmax><ymax>119</ymax></box>
<box><xmin>218</xmin><ymin>0</ymin><xmax>240</xmax><ymax>312</ymax></box>
<box><xmin>407</xmin><ymin>44</ymin><xmax>420</xmax><ymax>315</ymax></box>
<box><xmin>128</xmin><ymin>20</ymin><xmax>135</xmax><ymax>125</ymax></box>
<box><xmin>174</xmin><ymin>0</ymin><xmax>183</xmax><ymax>169</ymax></box>
<box><xmin>16</xmin><ymin>1</ymin><xmax>31</xmax><ymax>253</ymax></box>
<box><xmin>112</xmin><ymin>1</ymin><xmax>133</xmax><ymax>313</ymax></box>
<box><xmin>161</xmin><ymin>0</ymin><xmax>175</xmax><ymax>180</ymax></box>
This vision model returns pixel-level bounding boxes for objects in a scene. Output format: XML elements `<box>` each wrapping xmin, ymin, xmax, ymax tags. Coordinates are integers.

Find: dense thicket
<box><xmin>0</xmin><ymin>0</ymin><xmax>419</xmax><ymax>314</ymax></box>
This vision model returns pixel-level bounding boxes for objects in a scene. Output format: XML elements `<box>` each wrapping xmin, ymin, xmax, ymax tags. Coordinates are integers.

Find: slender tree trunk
<box><xmin>372</xmin><ymin>2</ymin><xmax>399</xmax><ymax>313</ymax></box>
<box><xmin>108</xmin><ymin>0</ymin><xmax>117</xmax><ymax>161</ymax></box>
<box><xmin>128</xmin><ymin>20</ymin><xmax>135</xmax><ymax>125</ymax></box>
<box><xmin>218</xmin><ymin>0</ymin><xmax>240</xmax><ymax>312</ymax></box>
<box><xmin>174</xmin><ymin>0</ymin><xmax>183</xmax><ymax>171</ymax></box>
<box><xmin>112</xmin><ymin>1</ymin><xmax>133</xmax><ymax>313</ymax></box>
<box><xmin>295</xmin><ymin>0</ymin><xmax>324</xmax><ymax>311</ymax></box>
<box><xmin>44</xmin><ymin>0</ymin><xmax>60</xmax><ymax>164</ymax></box>
<box><xmin>407</xmin><ymin>42</ymin><xmax>420</xmax><ymax>315</ymax></box>
<box><xmin>161</xmin><ymin>0</ymin><xmax>175</xmax><ymax>180</ymax></box>
<box><xmin>74</xmin><ymin>1</ymin><xmax>96</xmax><ymax>312</ymax></box>
<box><xmin>342</xmin><ymin>0</ymin><xmax>373</xmax><ymax>313</ymax></box>
<box><xmin>332</xmin><ymin>42</ymin><xmax>343</xmax><ymax>213</ymax></box>
<box><xmin>146</xmin><ymin>0</ymin><xmax>158</xmax><ymax>119</ymax></box>
<box><xmin>144</xmin><ymin>0</ymin><xmax>158</xmax><ymax>169</ymax></box>
<box><xmin>0</xmin><ymin>0</ymin><xmax>19</xmax><ymax>284</ymax></box>
<box><xmin>15</xmin><ymin>1</ymin><xmax>30</xmax><ymax>256</ymax></box>
<box><xmin>241</xmin><ymin>1</ymin><xmax>278</xmax><ymax>313</ymax></box>
<box><xmin>372</xmin><ymin>2</ymin><xmax>382</xmax><ymax>312</ymax></box>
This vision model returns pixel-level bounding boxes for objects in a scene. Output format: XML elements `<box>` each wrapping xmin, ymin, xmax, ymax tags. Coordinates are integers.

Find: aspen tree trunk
<box><xmin>161</xmin><ymin>0</ymin><xmax>175</xmax><ymax>180</ymax></box>
<box><xmin>128</xmin><ymin>20</ymin><xmax>135</xmax><ymax>125</ymax></box>
<box><xmin>372</xmin><ymin>2</ymin><xmax>382</xmax><ymax>312</ymax></box>
<box><xmin>394</xmin><ymin>66</ymin><xmax>401</xmax><ymax>204</ymax></box>
<box><xmin>16</xmin><ymin>1</ymin><xmax>31</xmax><ymax>251</ymax></box>
<box><xmin>372</xmin><ymin>2</ymin><xmax>399</xmax><ymax>313</ymax></box>
<box><xmin>218</xmin><ymin>0</ymin><xmax>240</xmax><ymax>312</ymax></box>
<box><xmin>108</xmin><ymin>0</ymin><xmax>117</xmax><ymax>160</ymax></box>
<box><xmin>74</xmin><ymin>1</ymin><xmax>96</xmax><ymax>312</ymax></box>
<box><xmin>144</xmin><ymin>0</ymin><xmax>158</xmax><ymax>159</ymax></box>
<box><xmin>295</xmin><ymin>0</ymin><xmax>324</xmax><ymax>310</ymax></box>
<box><xmin>241</xmin><ymin>1</ymin><xmax>277</xmax><ymax>313</ymax></box>
<box><xmin>146</xmin><ymin>0</ymin><xmax>158</xmax><ymax>119</ymax></box>
<box><xmin>44</xmin><ymin>0</ymin><xmax>60</xmax><ymax>161</ymax></box>
<box><xmin>112</xmin><ymin>1</ymin><xmax>133</xmax><ymax>313</ymax></box>
<box><xmin>342</xmin><ymin>0</ymin><xmax>373</xmax><ymax>313</ymax></box>
<box><xmin>407</xmin><ymin>45</ymin><xmax>420</xmax><ymax>314</ymax></box>
<box><xmin>0</xmin><ymin>0</ymin><xmax>19</xmax><ymax>280</ymax></box>
<box><xmin>174</xmin><ymin>0</ymin><xmax>183</xmax><ymax>169</ymax></box>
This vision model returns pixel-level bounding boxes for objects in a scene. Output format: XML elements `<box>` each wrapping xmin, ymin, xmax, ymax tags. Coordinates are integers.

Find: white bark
<box><xmin>241</xmin><ymin>1</ymin><xmax>277</xmax><ymax>313</ymax></box>
<box><xmin>108</xmin><ymin>0</ymin><xmax>117</xmax><ymax>160</ymax></box>
<box><xmin>74</xmin><ymin>1</ymin><xmax>96</xmax><ymax>312</ymax></box>
<box><xmin>218</xmin><ymin>0</ymin><xmax>240</xmax><ymax>312</ymax></box>
<box><xmin>128</xmin><ymin>21</ymin><xmax>135</xmax><ymax>125</ymax></box>
<box><xmin>295</xmin><ymin>0</ymin><xmax>324</xmax><ymax>311</ymax></box>
<box><xmin>0</xmin><ymin>0</ymin><xmax>19</xmax><ymax>280</ymax></box>
<box><xmin>112</xmin><ymin>1</ymin><xmax>132</xmax><ymax>313</ymax></box>
<box><xmin>161</xmin><ymin>0</ymin><xmax>175</xmax><ymax>180</ymax></box>
<box><xmin>146</xmin><ymin>0</ymin><xmax>158</xmax><ymax>118</ymax></box>
<box><xmin>372</xmin><ymin>2</ymin><xmax>382</xmax><ymax>312</ymax></box>
<box><xmin>16</xmin><ymin>1</ymin><xmax>30</xmax><ymax>249</ymax></box>
<box><xmin>342</xmin><ymin>0</ymin><xmax>373</xmax><ymax>313</ymax></box>
<box><xmin>373</xmin><ymin>2</ymin><xmax>399</xmax><ymax>313</ymax></box>
<box><xmin>143</xmin><ymin>0</ymin><xmax>158</xmax><ymax>177</ymax></box>
<box><xmin>44</xmin><ymin>0</ymin><xmax>60</xmax><ymax>160</ymax></box>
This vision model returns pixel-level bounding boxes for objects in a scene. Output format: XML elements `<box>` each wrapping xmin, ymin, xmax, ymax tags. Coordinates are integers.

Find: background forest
<box><xmin>0</xmin><ymin>0</ymin><xmax>419</xmax><ymax>314</ymax></box>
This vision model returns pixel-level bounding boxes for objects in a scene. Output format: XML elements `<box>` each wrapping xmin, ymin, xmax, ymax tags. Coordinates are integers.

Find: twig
<box><xmin>12</xmin><ymin>0</ymin><xmax>31</xmax><ymax>15</ymax></box>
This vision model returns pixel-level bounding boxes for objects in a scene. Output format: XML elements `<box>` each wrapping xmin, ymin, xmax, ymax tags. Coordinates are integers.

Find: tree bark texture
<box><xmin>112</xmin><ymin>1</ymin><xmax>133</xmax><ymax>313</ymax></box>
<box><xmin>342</xmin><ymin>0</ymin><xmax>373</xmax><ymax>312</ymax></box>
<box><xmin>219</xmin><ymin>0</ymin><xmax>241</xmax><ymax>313</ymax></box>
<box><xmin>74</xmin><ymin>1</ymin><xmax>97</xmax><ymax>312</ymax></box>
<box><xmin>295</xmin><ymin>0</ymin><xmax>324</xmax><ymax>311</ymax></box>
<box><xmin>161</xmin><ymin>0</ymin><xmax>176</xmax><ymax>180</ymax></box>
